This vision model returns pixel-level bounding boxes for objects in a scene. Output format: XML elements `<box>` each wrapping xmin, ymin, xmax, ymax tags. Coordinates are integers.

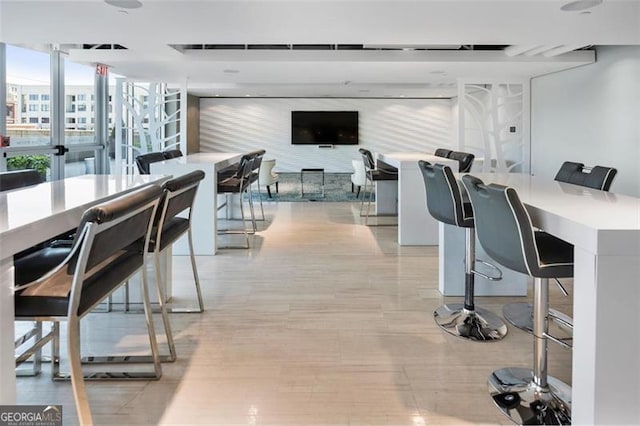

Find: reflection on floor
<box><xmin>16</xmin><ymin>202</ymin><xmax>573</xmax><ymax>425</ymax></box>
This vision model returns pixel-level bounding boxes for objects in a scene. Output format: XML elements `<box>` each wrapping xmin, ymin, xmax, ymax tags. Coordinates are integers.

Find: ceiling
<box><xmin>1</xmin><ymin>0</ymin><xmax>639</xmax><ymax>98</ymax></box>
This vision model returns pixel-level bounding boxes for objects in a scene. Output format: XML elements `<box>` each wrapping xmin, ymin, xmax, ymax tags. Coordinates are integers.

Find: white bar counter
<box><xmin>465</xmin><ymin>173</ymin><xmax>640</xmax><ymax>425</ymax></box>
<box><xmin>375</xmin><ymin>152</ymin><xmax>457</xmax><ymax>245</ymax></box>
<box><xmin>151</xmin><ymin>152</ymin><xmax>242</xmax><ymax>255</ymax></box>
<box><xmin>0</xmin><ymin>174</ymin><xmax>169</xmax><ymax>405</ymax></box>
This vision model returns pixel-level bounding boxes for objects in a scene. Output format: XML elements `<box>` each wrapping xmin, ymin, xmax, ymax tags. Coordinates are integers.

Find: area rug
<box><xmin>245</xmin><ymin>172</ymin><xmax>373</xmax><ymax>202</ymax></box>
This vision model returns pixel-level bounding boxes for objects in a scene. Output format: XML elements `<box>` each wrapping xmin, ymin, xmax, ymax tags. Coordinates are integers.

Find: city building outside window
<box><xmin>28</xmin><ymin>104</ymin><xmax>38</xmax><ymax>111</ymax></box>
<box><xmin>28</xmin><ymin>94</ymin><xmax>39</xmax><ymax>101</ymax></box>
<box><xmin>41</xmin><ymin>104</ymin><xmax>49</xmax><ymax>112</ymax></box>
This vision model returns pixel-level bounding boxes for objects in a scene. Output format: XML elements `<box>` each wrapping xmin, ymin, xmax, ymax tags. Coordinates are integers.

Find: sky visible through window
<box><xmin>6</xmin><ymin>44</ymin><xmax>121</xmax><ymax>86</ymax></box>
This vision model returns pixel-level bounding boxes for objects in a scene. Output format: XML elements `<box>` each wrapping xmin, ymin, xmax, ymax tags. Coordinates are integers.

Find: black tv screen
<box><xmin>291</xmin><ymin>111</ymin><xmax>358</xmax><ymax>145</ymax></box>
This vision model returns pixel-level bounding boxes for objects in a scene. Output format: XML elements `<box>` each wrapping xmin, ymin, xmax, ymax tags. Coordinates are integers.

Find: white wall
<box><xmin>531</xmin><ymin>46</ymin><xmax>640</xmax><ymax>196</ymax></box>
<box><xmin>200</xmin><ymin>98</ymin><xmax>452</xmax><ymax>172</ymax></box>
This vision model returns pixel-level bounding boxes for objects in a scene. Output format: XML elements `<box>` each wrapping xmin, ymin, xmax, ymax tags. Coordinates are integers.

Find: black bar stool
<box><xmin>503</xmin><ymin>161</ymin><xmax>617</xmax><ymax>335</ymax></box>
<box><xmin>463</xmin><ymin>175</ymin><xmax>572</xmax><ymax>425</ymax></box>
<box><xmin>419</xmin><ymin>161</ymin><xmax>506</xmax><ymax>341</ymax></box>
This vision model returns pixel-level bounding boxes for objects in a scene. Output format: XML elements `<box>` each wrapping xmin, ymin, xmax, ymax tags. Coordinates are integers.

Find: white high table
<box><xmin>0</xmin><ymin>174</ymin><xmax>169</xmax><ymax>405</ymax></box>
<box><xmin>375</xmin><ymin>152</ymin><xmax>458</xmax><ymax>245</ymax></box>
<box><xmin>465</xmin><ymin>173</ymin><xmax>640</xmax><ymax>425</ymax></box>
<box><xmin>151</xmin><ymin>152</ymin><xmax>242</xmax><ymax>255</ymax></box>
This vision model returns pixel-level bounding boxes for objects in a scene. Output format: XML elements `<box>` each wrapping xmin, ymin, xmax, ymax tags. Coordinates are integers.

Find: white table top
<box><xmin>0</xmin><ymin>174</ymin><xmax>168</xmax><ymax>260</ymax></box>
<box><xmin>463</xmin><ymin>173</ymin><xmax>640</xmax><ymax>255</ymax></box>
<box><xmin>158</xmin><ymin>152</ymin><xmax>243</xmax><ymax>166</ymax></box>
<box><xmin>377</xmin><ymin>152</ymin><xmax>458</xmax><ymax>168</ymax></box>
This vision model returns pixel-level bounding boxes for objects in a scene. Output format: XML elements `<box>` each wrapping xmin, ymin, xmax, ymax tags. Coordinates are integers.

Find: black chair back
<box><xmin>419</xmin><ymin>161</ymin><xmax>471</xmax><ymax>228</ymax></box>
<box><xmin>462</xmin><ymin>175</ymin><xmax>535</xmax><ymax>276</ymax></box>
<box><xmin>358</xmin><ymin>148</ymin><xmax>375</xmax><ymax>171</ymax></box>
<box><xmin>434</xmin><ymin>148</ymin><xmax>453</xmax><ymax>159</ymax></box>
<box><xmin>0</xmin><ymin>169</ymin><xmax>42</xmax><ymax>191</ymax></box>
<box><xmin>554</xmin><ymin>161</ymin><xmax>617</xmax><ymax>191</ymax></box>
<box><xmin>135</xmin><ymin>152</ymin><xmax>166</xmax><ymax>174</ymax></box>
<box><xmin>163</xmin><ymin>149</ymin><xmax>183</xmax><ymax>159</ymax></box>
<box><xmin>449</xmin><ymin>151</ymin><xmax>475</xmax><ymax>173</ymax></box>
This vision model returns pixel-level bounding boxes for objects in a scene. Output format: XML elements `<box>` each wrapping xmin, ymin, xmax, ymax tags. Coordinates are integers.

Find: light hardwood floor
<box><xmin>16</xmin><ymin>201</ymin><xmax>573</xmax><ymax>425</ymax></box>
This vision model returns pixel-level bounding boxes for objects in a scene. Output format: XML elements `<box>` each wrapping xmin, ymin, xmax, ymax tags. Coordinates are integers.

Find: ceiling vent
<box><xmin>170</xmin><ymin>44</ymin><xmax>508</xmax><ymax>53</ymax></box>
<box><xmin>82</xmin><ymin>44</ymin><xmax>128</xmax><ymax>50</ymax></box>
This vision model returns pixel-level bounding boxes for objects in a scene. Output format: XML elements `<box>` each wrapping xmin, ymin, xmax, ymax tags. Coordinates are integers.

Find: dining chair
<box><xmin>259</xmin><ymin>159</ymin><xmax>279</xmax><ymax>198</ymax></box>
<box><xmin>503</xmin><ymin>161</ymin><xmax>617</xmax><ymax>335</ymax></box>
<box><xmin>217</xmin><ymin>154</ymin><xmax>254</xmax><ymax>248</ymax></box>
<box><xmin>149</xmin><ymin>170</ymin><xmax>206</xmax><ymax>313</ymax></box>
<box><xmin>350</xmin><ymin>159</ymin><xmax>366</xmax><ymax>198</ymax></box>
<box><xmin>419</xmin><ymin>161</ymin><xmax>505</xmax><ymax>341</ymax></box>
<box><xmin>434</xmin><ymin>148</ymin><xmax>453</xmax><ymax>159</ymax></box>
<box><xmin>135</xmin><ymin>152</ymin><xmax>166</xmax><ymax>174</ymax></box>
<box><xmin>0</xmin><ymin>169</ymin><xmax>42</xmax><ymax>191</ymax></box>
<box><xmin>162</xmin><ymin>149</ymin><xmax>183</xmax><ymax>159</ymax></box>
<box><xmin>463</xmin><ymin>174</ymin><xmax>572</xmax><ymax>425</ymax></box>
<box><xmin>13</xmin><ymin>185</ymin><xmax>164</xmax><ymax>425</ymax></box>
<box><xmin>358</xmin><ymin>148</ymin><xmax>398</xmax><ymax>225</ymax></box>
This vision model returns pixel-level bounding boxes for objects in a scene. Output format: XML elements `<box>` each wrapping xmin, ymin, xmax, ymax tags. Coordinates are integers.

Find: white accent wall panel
<box><xmin>200</xmin><ymin>98</ymin><xmax>452</xmax><ymax>172</ymax></box>
<box><xmin>531</xmin><ymin>46</ymin><xmax>640</xmax><ymax>197</ymax></box>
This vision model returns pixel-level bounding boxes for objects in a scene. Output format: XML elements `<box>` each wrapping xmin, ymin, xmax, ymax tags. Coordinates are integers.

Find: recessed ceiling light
<box><xmin>560</xmin><ymin>0</ymin><xmax>602</xmax><ymax>11</ymax></box>
<box><xmin>118</xmin><ymin>9</ymin><xmax>128</xmax><ymax>14</ymax></box>
<box><xmin>245</xmin><ymin>94</ymin><xmax>251</xmax><ymax>97</ymax></box>
<box><xmin>214</xmin><ymin>94</ymin><xmax>220</xmax><ymax>97</ymax></box>
<box><xmin>104</xmin><ymin>0</ymin><xmax>142</xmax><ymax>9</ymax></box>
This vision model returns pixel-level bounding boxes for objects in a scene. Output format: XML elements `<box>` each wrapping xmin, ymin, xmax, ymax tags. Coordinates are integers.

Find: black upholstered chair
<box><xmin>503</xmin><ymin>161</ymin><xmax>617</xmax><ymax>335</ymax></box>
<box><xmin>462</xmin><ymin>175</ymin><xmax>572</xmax><ymax>425</ymax></box>
<box><xmin>150</xmin><ymin>170</ymin><xmax>206</xmax><ymax>313</ymax></box>
<box><xmin>434</xmin><ymin>148</ymin><xmax>453</xmax><ymax>159</ymax></box>
<box><xmin>135</xmin><ymin>152</ymin><xmax>166</xmax><ymax>174</ymax></box>
<box><xmin>0</xmin><ymin>169</ymin><xmax>42</xmax><ymax>191</ymax></box>
<box><xmin>13</xmin><ymin>185</ymin><xmax>164</xmax><ymax>425</ymax></box>
<box><xmin>162</xmin><ymin>149</ymin><xmax>183</xmax><ymax>159</ymax></box>
<box><xmin>358</xmin><ymin>148</ymin><xmax>398</xmax><ymax>225</ymax></box>
<box><xmin>449</xmin><ymin>151</ymin><xmax>475</xmax><ymax>173</ymax></box>
<box><xmin>247</xmin><ymin>149</ymin><xmax>266</xmax><ymax>224</ymax></box>
<box><xmin>554</xmin><ymin>161</ymin><xmax>617</xmax><ymax>191</ymax></box>
<box><xmin>418</xmin><ymin>161</ymin><xmax>506</xmax><ymax>341</ymax></box>
<box><xmin>217</xmin><ymin>154</ymin><xmax>254</xmax><ymax>248</ymax></box>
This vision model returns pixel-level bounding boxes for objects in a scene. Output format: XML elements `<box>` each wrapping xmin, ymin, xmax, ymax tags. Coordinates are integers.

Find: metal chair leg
<box><xmin>434</xmin><ymin>227</ymin><xmax>507</xmax><ymax>342</ymax></box>
<box><xmin>256</xmin><ymin>176</ymin><xmax>265</xmax><ymax>221</ymax></box>
<box><xmin>68</xmin><ymin>316</ymin><xmax>93</xmax><ymax>426</ymax></box>
<box><xmin>162</xmin><ymin>228</ymin><xmax>204</xmax><ymax>314</ymax></box>
<box><xmin>488</xmin><ymin>277</ymin><xmax>572</xmax><ymax>424</ymax></box>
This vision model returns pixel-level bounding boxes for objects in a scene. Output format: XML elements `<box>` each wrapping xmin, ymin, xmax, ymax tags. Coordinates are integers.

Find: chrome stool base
<box><xmin>434</xmin><ymin>304</ymin><xmax>508</xmax><ymax>342</ymax></box>
<box><xmin>488</xmin><ymin>367</ymin><xmax>572</xmax><ymax>425</ymax></box>
<box><xmin>503</xmin><ymin>303</ymin><xmax>574</xmax><ymax>335</ymax></box>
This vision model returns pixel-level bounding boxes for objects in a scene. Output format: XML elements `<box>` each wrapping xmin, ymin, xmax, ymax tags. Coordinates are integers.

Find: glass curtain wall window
<box><xmin>2</xmin><ymin>44</ymin><xmax>53</xmax><ymax>180</ymax></box>
<box><xmin>1</xmin><ymin>44</ymin><xmax>107</xmax><ymax>180</ymax></box>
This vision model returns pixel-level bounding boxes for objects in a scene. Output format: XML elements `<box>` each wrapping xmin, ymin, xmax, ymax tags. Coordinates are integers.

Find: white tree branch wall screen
<box><xmin>114</xmin><ymin>80</ymin><xmax>183</xmax><ymax>175</ymax></box>
<box><xmin>459</xmin><ymin>82</ymin><xmax>530</xmax><ymax>173</ymax></box>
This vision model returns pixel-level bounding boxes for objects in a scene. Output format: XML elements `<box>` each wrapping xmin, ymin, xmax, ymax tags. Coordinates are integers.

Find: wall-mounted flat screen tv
<box><xmin>291</xmin><ymin>111</ymin><xmax>358</xmax><ymax>145</ymax></box>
